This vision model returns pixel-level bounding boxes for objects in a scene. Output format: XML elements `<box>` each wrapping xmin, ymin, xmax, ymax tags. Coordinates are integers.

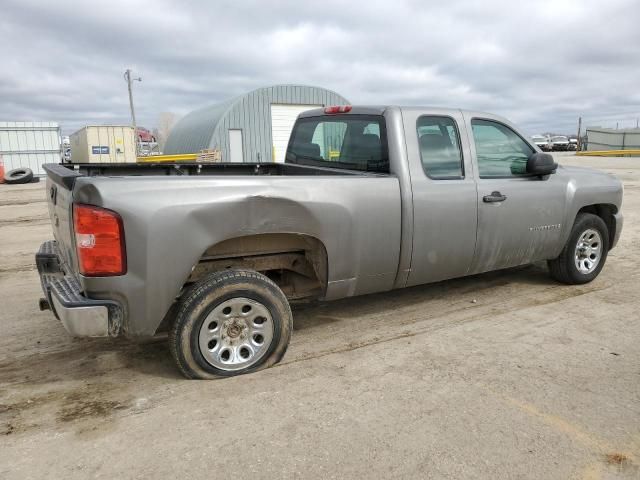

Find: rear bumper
<box><xmin>36</xmin><ymin>240</ymin><xmax>123</xmax><ymax>337</ymax></box>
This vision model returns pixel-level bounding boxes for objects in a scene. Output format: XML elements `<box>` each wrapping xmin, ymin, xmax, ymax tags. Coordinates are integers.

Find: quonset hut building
<box><xmin>163</xmin><ymin>85</ymin><xmax>349</xmax><ymax>163</ymax></box>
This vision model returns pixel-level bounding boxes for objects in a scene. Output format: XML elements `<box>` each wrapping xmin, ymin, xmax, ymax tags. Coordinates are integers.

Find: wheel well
<box><xmin>187</xmin><ymin>233</ymin><xmax>328</xmax><ymax>302</ymax></box>
<box><xmin>577</xmin><ymin>204</ymin><xmax>617</xmax><ymax>249</ymax></box>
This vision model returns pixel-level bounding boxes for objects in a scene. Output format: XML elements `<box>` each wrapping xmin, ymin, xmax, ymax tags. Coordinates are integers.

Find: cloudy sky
<box><xmin>1</xmin><ymin>0</ymin><xmax>639</xmax><ymax>135</ymax></box>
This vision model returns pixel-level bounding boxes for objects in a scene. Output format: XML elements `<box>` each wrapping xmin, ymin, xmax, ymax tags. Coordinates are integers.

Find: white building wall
<box><xmin>270</xmin><ymin>104</ymin><xmax>321</xmax><ymax>163</ymax></box>
<box><xmin>586</xmin><ymin>128</ymin><xmax>640</xmax><ymax>150</ymax></box>
<box><xmin>0</xmin><ymin>121</ymin><xmax>61</xmax><ymax>175</ymax></box>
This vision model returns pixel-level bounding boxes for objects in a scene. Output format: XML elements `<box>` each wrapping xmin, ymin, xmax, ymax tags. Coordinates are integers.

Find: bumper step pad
<box><xmin>36</xmin><ymin>240</ymin><xmax>123</xmax><ymax>337</ymax></box>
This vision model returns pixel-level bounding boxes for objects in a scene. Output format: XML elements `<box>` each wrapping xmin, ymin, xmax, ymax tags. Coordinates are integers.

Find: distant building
<box><xmin>164</xmin><ymin>85</ymin><xmax>349</xmax><ymax>163</ymax></box>
<box><xmin>585</xmin><ymin>127</ymin><xmax>640</xmax><ymax>151</ymax></box>
<box><xmin>0</xmin><ymin>122</ymin><xmax>61</xmax><ymax>175</ymax></box>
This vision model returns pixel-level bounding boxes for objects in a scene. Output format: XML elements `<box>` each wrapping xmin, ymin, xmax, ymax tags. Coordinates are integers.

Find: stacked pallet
<box><xmin>197</xmin><ymin>149</ymin><xmax>222</xmax><ymax>162</ymax></box>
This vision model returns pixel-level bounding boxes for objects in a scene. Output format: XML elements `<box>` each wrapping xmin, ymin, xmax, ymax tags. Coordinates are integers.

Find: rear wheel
<box><xmin>548</xmin><ymin>213</ymin><xmax>609</xmax><ymax>284</ymax></box>
<box><xmin>169</xmin><ymin>269</ymin><xmax>292</xmax><ymax>379</ymax></box>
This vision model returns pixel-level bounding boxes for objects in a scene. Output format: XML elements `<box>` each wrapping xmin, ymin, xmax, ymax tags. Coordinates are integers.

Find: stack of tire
<box><xmin>2</xmin><ymin>168</ymin><xmax>39</xmax><ymax>185</ymax></box>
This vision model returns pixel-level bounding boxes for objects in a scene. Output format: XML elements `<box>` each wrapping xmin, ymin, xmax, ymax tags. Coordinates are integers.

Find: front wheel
<box><xmin>548</xmin><ymin>213</ymin><xmax>609</xmax><ymax>284</ymax></box>
<box><xmin>169</xmin><ymin>269</ymin><xmax>293</xmax><ymax>379</ymax></box>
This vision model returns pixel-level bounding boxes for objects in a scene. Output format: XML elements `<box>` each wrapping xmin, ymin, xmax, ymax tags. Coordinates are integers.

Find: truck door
<box><xmin>401</xmin><ymin>109</ymin><xmax>478</xmax><ymax>286</ymax></box>
<box><xmin>464</xmin><ymin>116</ymin><xmax>566</xmax><ymax>274</ymax></box>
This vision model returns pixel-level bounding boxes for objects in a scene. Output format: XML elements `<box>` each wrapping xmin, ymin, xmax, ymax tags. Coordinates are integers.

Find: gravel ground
<box><xmin>1</xmin><ymin>153</ymin><xmax>639</xmax><ymax>479</ymax></box>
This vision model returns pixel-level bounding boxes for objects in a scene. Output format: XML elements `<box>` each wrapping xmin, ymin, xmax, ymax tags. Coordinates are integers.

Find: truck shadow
<box><xmin>1</xmin><ymin>262</ymin><xmax>567</xmax><ymax>386</ymax></box>
<box><xmin>292</xmin><ymin>262</ymin><xmax>552</xmax><ymax>332</ymax></box>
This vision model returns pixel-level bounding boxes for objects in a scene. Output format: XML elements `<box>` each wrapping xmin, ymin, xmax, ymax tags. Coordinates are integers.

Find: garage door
<box><xmin>270</xmin><ymin>104</ymin><xmax>321</xmax><ymax>163</ymax></box>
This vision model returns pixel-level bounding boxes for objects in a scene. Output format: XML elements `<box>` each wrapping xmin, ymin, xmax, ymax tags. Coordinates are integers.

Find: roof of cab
<box><xmin>298</xmin><ymin>105</ymin><xmax>506</xmax><ymax>121</ymax></box>
<box><xmin>298</xmin><ymin>105</ymin><xmax>389</xmax><ymax>117</ymax></box>
<box><xmin>297</xmin><ymin>105</ymin><xmax>522</xmax><ymax>142</ymax></box>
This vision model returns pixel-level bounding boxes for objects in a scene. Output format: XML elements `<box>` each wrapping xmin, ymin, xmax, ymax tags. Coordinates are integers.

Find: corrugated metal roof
<box><xmin>163</xmin><ymin>97</ymin><xmax>238</xmax><ymax>155</ymax></box>
<box><xmin>164</xmin><ymin>84</ymin><xmax>349</xmax><ymax>162</ymax></box>
<box><xmin>586</xmin><ymin>127</ymin><xmax>640</xmax><ymax>134</ymax></box>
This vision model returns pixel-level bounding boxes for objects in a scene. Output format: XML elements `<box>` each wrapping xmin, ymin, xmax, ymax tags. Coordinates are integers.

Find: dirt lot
<box><xmin>1</xmin><ymin>154</ymin><xmax>638</xmax><ymax>479</ymax></box>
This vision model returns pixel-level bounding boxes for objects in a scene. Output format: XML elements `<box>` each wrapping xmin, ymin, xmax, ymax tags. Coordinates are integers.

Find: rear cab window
<box><xmin>286</xmin><ymin>115</ymin><xmax>389</xmax><ymax>173</ymax></box>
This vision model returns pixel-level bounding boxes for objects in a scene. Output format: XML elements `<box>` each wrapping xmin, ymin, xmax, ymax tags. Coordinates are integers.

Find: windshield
<box><xmin>552</xmin><ymin>136</ymin><xmax>568</xmax><ymax>142</ymax></box>
<box><xmin>286</xmin><ymin>114</ymin><xmax>389</xmax><ymax>173</ymax></box>
<box><xmin>531</xmin><ymin>136</ymin><xmax>547</xmax><ymax>142</ymax></box>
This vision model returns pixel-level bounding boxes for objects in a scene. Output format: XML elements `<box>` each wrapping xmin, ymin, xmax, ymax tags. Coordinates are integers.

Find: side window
<box><xmin>416</xmin><ymin>116</ymin><xmax>464</xmax><ymax>179</ymax></box>
<box><xmin>471</xmin><ymin>119</ymin><xmax>534</xmax><ymax>177</ymax></box>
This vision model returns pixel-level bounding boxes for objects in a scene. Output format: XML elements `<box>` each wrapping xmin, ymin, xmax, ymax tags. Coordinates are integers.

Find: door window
<box><xmin>416</xmin><ymin>116</ymin><xmax>464</xmax><ymax>179</ymax></box>
<box><xmin>471</xmin><ymin>119</ymin><xmax>534</xmax><ymax>177</ymax></box>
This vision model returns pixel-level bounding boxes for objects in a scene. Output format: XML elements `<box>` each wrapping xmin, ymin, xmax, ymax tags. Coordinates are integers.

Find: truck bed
<box><xmin>44</xmin><ymin>162</ymin><xmax>378</xmax><ymax>190</ymax></box>
<box><xmin>41</xmin><ymin>160</ymin><xmax>402</xmax><ymax>336</ymax></box>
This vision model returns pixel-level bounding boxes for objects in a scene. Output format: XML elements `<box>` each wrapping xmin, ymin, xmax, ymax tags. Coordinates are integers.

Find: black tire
<box><xmin>548</xmin><ymin>213</ymin><xmax>609</xmax><ymax>284</ymax></box>
<box><xmin>5</xmin><ymin>168</ymin><xmax>34</xmax><ymax>184</ymax></box>
<box><xmin>169</xmin><ymin>269</ymin><xmax>293</xmax><ymax>379</ymax></box>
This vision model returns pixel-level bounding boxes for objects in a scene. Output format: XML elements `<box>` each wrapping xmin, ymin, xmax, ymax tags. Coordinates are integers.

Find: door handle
<box><xmin>483</xmin><ymin>191</ymin><xmax>507</xmax><ymax>203</ymax></box>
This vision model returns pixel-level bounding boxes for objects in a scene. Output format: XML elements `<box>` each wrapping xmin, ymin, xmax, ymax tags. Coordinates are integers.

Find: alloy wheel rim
<box><xmin>198</xmin><ymin>297</ymin><xmax>274</xmax><ymax>371</ymax></box>
<box><xmin>574</xmin><ymin>228</ymin><xmax>602</xmax><ymax>274</ymax></box>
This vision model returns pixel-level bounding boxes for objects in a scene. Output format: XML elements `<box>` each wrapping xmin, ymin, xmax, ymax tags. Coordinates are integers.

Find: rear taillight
<box><xmin>73</xmin><ymin>204</ymin><xmax>126</xmax><ymax>276</ymax></box>
<box><xmin>324</xmin><ymin>105</ymin><xmax>352</xmax><ymax>114</ymax></box>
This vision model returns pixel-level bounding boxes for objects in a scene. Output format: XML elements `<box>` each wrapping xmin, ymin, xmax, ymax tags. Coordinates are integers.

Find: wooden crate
<box><xmin>197</xmin><ymin>149</ymin><xmax>222</xmax><ymax>162</ymax></box>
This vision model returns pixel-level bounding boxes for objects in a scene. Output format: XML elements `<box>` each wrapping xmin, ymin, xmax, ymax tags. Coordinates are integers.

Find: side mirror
<box><xmin>527</xmin><ymin>152</ymin><xmax>557</xmax><ymax>176</ymax></box>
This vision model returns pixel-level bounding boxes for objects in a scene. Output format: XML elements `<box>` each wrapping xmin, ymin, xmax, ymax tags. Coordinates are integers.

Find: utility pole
<box><xmin>124</xmin><ymin>69</ymin><xmax>142</xmax><ymax>152</ymax></box>
<box><xmin>576</xmin><ymin>116</ymin><xmax>582</xmax><ymax>151</ymax></box>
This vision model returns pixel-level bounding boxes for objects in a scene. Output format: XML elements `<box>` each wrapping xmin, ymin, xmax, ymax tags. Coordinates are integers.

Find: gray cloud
<box><xmin>1</xmin><ymin>0</ymin><xmax>639</xmax><ymax>135</ymax></box>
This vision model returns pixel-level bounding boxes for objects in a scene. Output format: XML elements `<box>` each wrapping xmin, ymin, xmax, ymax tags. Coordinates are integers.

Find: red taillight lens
<box><xmin>324</xmin><ymin>105</ymin><xmax>352</xmax><ymax>114</ymax></box>
<box><xmin>73</xmin><ymin>204</ymin><xmax>126</xmax><ymax>276</ymax></box>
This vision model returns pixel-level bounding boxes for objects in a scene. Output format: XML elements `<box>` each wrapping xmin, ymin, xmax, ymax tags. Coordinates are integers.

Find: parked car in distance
<box><xmin>551</xmin><ymin>135</ymin><xmax>570</xmax><ymax>151</ymax></box>
<box><xmin>38</xmin><ymin>105</ymin><xmax>624</xmax><ymax>379</ymax></box>
<box><xmin>136</xmin><ymin>127</ymin><xmax>156</xmax><ymax>143</ymax></box>
<box><xmin>531</xmin><ymin>134</ymin><xmax>552</xmax><ymax>151</ymax></box>
<box><xmin>138</xmin><ymin>143</ymin><xmax>161</xmax><ymax>156</ymax></box>
<box><xmin>568</xmin><ymin>137</ymin><xmax>578</xmax><ymax>151</ymax></box>
<box><xmin>60</xmin><ymin>136</ymin><xmax>71</xmax><ymax>162</ymax></box>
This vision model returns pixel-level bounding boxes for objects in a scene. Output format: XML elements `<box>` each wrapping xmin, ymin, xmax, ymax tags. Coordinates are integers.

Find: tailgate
<box><xmin>43</xmin><ymin>164</ymin><xmax>83</xmax><ymax>273</ymax></box>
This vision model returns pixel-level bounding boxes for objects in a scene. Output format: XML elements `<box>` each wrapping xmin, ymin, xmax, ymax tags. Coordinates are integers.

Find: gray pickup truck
<box><xmin>37</xmin><ymin>106</ymin><xmax>623</xmax><ymax>379</ymax></box>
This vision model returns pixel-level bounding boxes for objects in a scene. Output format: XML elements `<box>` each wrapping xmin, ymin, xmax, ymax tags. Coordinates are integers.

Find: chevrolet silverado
<box><xmin>37</xmin><ymin>106</ymin><xmax>623</xmax><ymax>378</ymax></box>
